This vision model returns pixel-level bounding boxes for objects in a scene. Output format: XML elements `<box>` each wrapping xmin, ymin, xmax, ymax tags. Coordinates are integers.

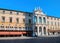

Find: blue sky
<box><xmin>0</xmin><ymin>0</ymin><xmax>60</xmax><ymax>17</ymax></box>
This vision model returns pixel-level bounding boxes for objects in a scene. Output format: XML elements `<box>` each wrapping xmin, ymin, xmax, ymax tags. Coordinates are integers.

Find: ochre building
<box><xmin>0</xmin><ymin>8</ymin><xmax>60</xmax><ymax>37</ymax></box>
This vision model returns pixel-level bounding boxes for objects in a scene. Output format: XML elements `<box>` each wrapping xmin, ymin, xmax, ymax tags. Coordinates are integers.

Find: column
<box><xmin>41</xmin><ymin>17</ymin><xmax>44</xmax><ymax>36</ymax></box>
<box><xmin>46</xmin><ymin>27</ymin><xmax>48</xmax><ymax>36</ymax></box>
<box><xmin>21</xmin><ymin>34</ymin><xmax>23</xmax><ymax>36</ymax></box>
<box><xmin>42</xmin><ymin>27</ymin><xmax>44</xmax><ymax>36</ymax></box>
<box><xmin>37</xmin><ymin>26</ymin><xmax>39</xmax><ymax>36</ymax></box>
<box><xmin>5</xmin><ymin>27</ymin><xmax>6</xmax><ymax>30</ymax></box>
<box><xmin>18</xmin><ymin>27</ymin><xmax>19</xmax><ymax>30</ymax></box>
<box><xmin>42</xmin><ymin>17</ymin><xmax>43</xmax><ymax>24</ymax></box>
<box><xmin>32</xmin><ymin>25</ymin><xmax>35</xmax><ymax>36</ymax></box>
<box><xmin>37</xmin><ymin>16</ymin><xmax>39</xmax><ymax>24</ymax></box>
<box><xmin>21</xmin><ymin>27</ymin><xmax>23</xmax><ymax>36</ymax></box>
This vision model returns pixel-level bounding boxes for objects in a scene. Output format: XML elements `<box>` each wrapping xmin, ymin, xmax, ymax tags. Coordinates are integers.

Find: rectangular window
<box><xmin>15</xmin><ymin>27</ymin><xmax>17</xmax><ymax>29</ymax></box>
<box><xmin>16</xmin><ymin>18</ymin><xmax>19</xmax><ymax>23</ymax></box>
<box><xmin>29</xmin><ymin>14</ymin><xmax>31</xmax><ymax>17</ymax></box>
<box><xmin>6</xmin><ymin>26</ymin><xmax>9</xmax><ymax>28</ymax></box>
<box><xmin>10</xmin><ymin>11</ymin><xmax>12</xmax><ymax>14</ymax></box>
<box><xmin>55</xmin><ymin>22</ymin><xmax>56</xmax><ymax>25</ymax></box>
<box><xmin>2</xmin><ymin>16</ymin><xmax>5</xmax><ymax>22</ymax></box>
<box><xmin>58</xmin><ymin>22</ymin><xmax>59</xmax><ymax>26</ymax></box>
<box><xmin>51</xmin><ymin>17</ymin><xmax>52</xmax><ymax>20</ymax></box>
<box><xmin>39</xmin><ymin>17</ymin><xmax>42</xmax><ymax>23</ymax></box>
<box><xmin>43</xmin><ymin>17</ymin><xmax>46</xmax><ymax>24</ymax></box>
<box><xmin>47</xmin><ymin>21</ymin><xmax>49</xmax><ymax>25</ymax></box>
<box><xmin>57</xmin><ymin>18</ymin><xmax>59</xmax><ymax>20</ymax></box>
<box><xmin>1</xmin><ymin>26</ymin><xmax>4</xmax><ymax>28</ymax></box>
<box><xmin>29</xmin><ymin>19</ymin><xmax>31</xmax><ymax>24</ymax></box>
<box><xmin>3</xmin><ymin>10</ymin><xmax>5</xmax><ymax>14</ymax></box>
<box><xmin>25</xmin><ymin>27</ymin><xmax>27</xmax><ymax>30</ymax></box>
<box><xmin>10</xmin><ymin>17</ymin><xmax>12</xmax><ymax>23</ymax></box>
<box><xmin>17</xmin><ymin>12</ymin><xmax>19</xmax><ymax>15</ymax></box>
<box><xmin>51</xmin><ymin>22</ymin><xmax>53</xmax><ymax>25</ymax></box>
<box><xmin>23</xmin><ymin>19</ymin><xmax>25</xmax><ymax>23</ymax></box>
<box><xmin>54</xmin><ymin>18</ymin><xmax>56</xmax><ymax>20</ymax></box>
<box><xmin>47</xmin><ymin>17</ymin><xmax>49</xmax><ymax>19</ymax></box>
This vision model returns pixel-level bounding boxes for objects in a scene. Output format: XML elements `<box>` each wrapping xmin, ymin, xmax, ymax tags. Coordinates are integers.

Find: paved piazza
<box><xmin>0</xmin><ymin>37</ymin><xmax>60</xmax><ymax>43</ymax></box>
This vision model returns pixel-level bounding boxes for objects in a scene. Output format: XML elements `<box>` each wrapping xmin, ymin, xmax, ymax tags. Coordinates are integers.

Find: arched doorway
<box><xmin>43</xmin><ymin>27</ymin><xmax>46</xmax><ymax>35</ymax></box>
<box><xmin>39</xmin><ymin>27</ymin><xmax>42</xmax><ymax>35</ymax></box>
<box><xmin>33</xmin><ymin>26</ymin><xmax>37</xmax><ymax>36</ymax></box>
<box><xmin>34</xmin><ymin>26</ymin><xmax>37</xmax><ymax>32</ymax></box>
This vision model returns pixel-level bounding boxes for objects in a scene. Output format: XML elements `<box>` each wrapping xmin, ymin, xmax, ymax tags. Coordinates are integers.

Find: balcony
<box><xmin>0</xmin><ymin>27</ymin><xmax>33</xmax><ymax>31</ymax></box>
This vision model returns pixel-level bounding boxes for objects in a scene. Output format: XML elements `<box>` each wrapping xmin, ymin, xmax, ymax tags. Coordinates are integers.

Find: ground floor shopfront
<box><xmin>0</xmin><ymin>30</ymin><xmax>33</xmax><ymax>37</ymax></box>
<box><xmin>0</xmin><ymin>29</ymin><xmax>60</xmax><ymax>37</ymax></box>
<box><xmin>48</xmin><ymin>29</ymin><xmax>60</xmax><ymax>36</ymax></box>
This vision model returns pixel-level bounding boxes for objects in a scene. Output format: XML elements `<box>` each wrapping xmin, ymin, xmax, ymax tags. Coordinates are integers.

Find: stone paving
<box><xmin>0</xmin><ymin>37</ymin><xmax>60</xmax><ymax>43</ymax></box>
<box><xmin>0</xmin><ymin>36</ymin><xmax>35</xmax><ymax>40</ymax></box>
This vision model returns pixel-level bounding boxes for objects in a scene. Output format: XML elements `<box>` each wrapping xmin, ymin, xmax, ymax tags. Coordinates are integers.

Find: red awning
<box><xmin>0</xmin><ymin>31</ymin><xmax>27</xmax><ymax>35</ymax></box>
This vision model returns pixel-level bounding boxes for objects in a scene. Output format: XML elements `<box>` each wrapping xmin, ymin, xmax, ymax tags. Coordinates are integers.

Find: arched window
<box><xmin>43</xmin><ymin>17</ymin><xmax>46</xmax><ymax>24</ymax></box>
<box><xmin>34</xmin><ymin>16</ymin><xmax>37</xmax><ymax>23</ymax></box>
<box><xmin>39</xmin><ymin>27</ymin><xmax>42</xmax><ymax>32</ymax></box>
<box><xmin>39</xmin><ymin>17</ymin><xmax>42</xmax><ymax>23</ymax></box>
<box><xmin>44</xmin><ymin>27</ymin><xmax>46</xmax><ymax>34</ymax></box>
<box><xmin>2</xmin><ymin>16</ymin><xmax>5</xmax><ymax>22</ymax></box>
